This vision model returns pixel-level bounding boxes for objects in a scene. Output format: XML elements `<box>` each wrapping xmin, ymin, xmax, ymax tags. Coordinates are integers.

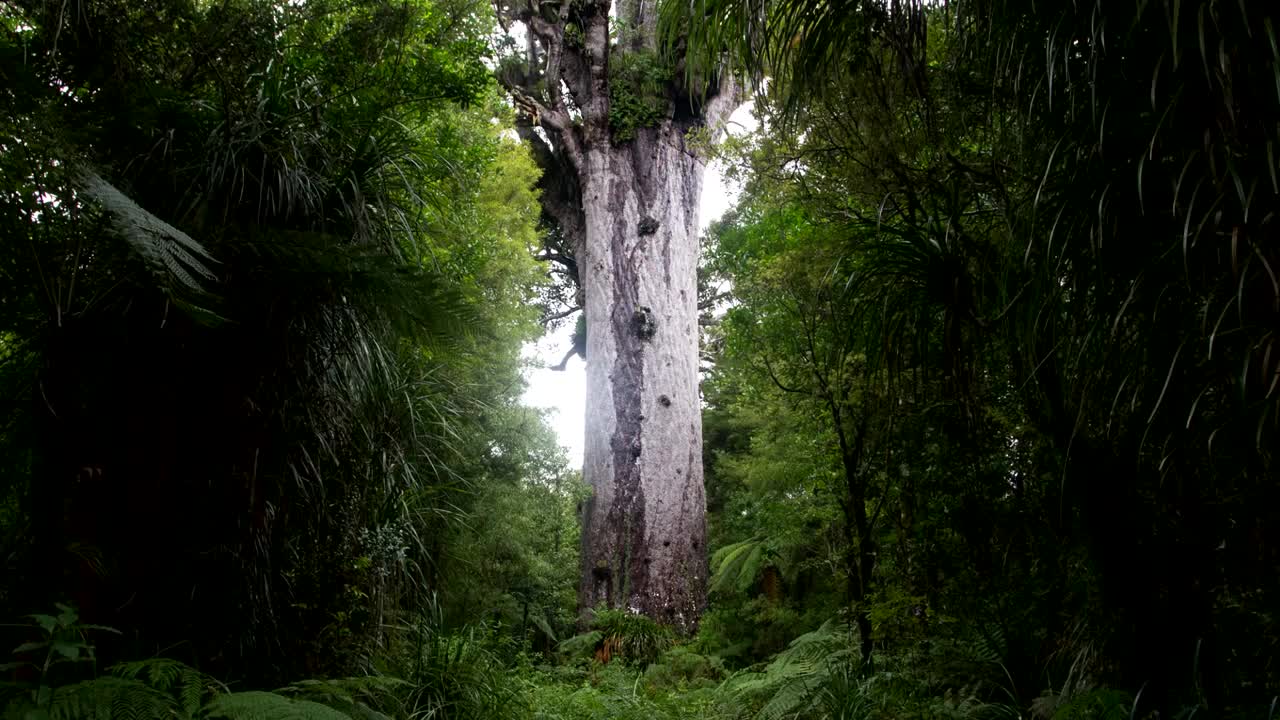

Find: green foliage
<box><xmin>2</xmin><ymin>677</ymin><xmax>178</xmax><ymax>720</ymax></box>
<box><xmin>275</xmin><ymin>678</ymin><xmax>407</xmax><ymax>720</ymax></box>
<box><xmin>726</xmin><ymin>619</ymin><xmax>858</xmax><ymax>720</ymax></box>
<box><xmin>572</xmin><ymin>315</ymin><xmax>586</xmax><ymax>359</ymax></box>
<box><xmin>0</xmin><ymin>653</ymin><xmax>395</xmax><ymax>720</ymax></box>
<box><xmin>564</xmin><ymin>23</ymin><xmax>585</xmax><ymax>49</ymax></box>
<box><xmin>686</xmin><ymin>0</ymin><xmax>1280</xmax><ymax>714</ymax></box>
<box><xmin>109</xmin><ymin>659</ymin><xmax>223</xmax><ymax>717</ymax></box>
<box><xmin>1</xmin><ymin>605</ymin><xmax>119</xmax><ymax>680</ymax></box>
<box><xmin>556</xmin><ymin>632</ymin><xmax>605</xmax><ymax>663</ymax></box>
<box><xmin>77</xmin><ymin>169</ymin><xmax>219</xmax><ymax>308</ymax></box>
<box><xmin>522</xmin><ymin>661</ymin><xmax>733</xmax><ymax>720</ymax></box>
<box><xmin>0</xmin><ymin>0</ymin><xmax>553</xmax><ymax>683</ymax></box>
<box><xmin>709</xmin><ymin>538</ymin><xmax>773</xmax><ymax>596</ymax></box>
<box><xmin>642</xmin><ymin>647</ymin><xmax>725</xmax><ymax>692</ymax></box>
<box><xmin>588</xmin><ymin>609</ymin><xmax>675</xmax><ymax>666</ymax></box>
<box><xmin>379</xmin><ymin>600</ymin><xmax>525</xmax><ymax>720</ymax></box>
<box><xmin>608</xmin><ymin>50</ymin><xmax>671</xmax><ymax>142</ymax></box>
<box><xmin>1046</xmin><ymin>689</ymin><xmax>1134</xmax><ymax>720</ymax></box>
<box><xmin>6</xmin><ymin>0</ymin><xmax>1280</xmax><ymax>717</ymax></box>
<box><xmin>435</xmin><ymin>407</ymin><xmax>582</xmax><ymax>644</ymax></box>
<box><xmin>204</xmin><ymin>692</ymin><xmax>363</xmax><ymax>720</ymax></box>
<box><xmin>1</xmin><ymin>627</ymin><xmax>518</xmax><ymax>720</ymax></box>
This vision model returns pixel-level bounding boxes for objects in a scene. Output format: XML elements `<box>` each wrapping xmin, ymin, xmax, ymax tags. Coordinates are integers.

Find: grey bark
<box><xmin>578</xmin><ymin>127</ymin><xmax>706</xmax><ymax>631</ymax></box>
<box><xmin>496</xmin><ymin>0</ymin><xmax>738</xmax><ymax>632</ymax></box>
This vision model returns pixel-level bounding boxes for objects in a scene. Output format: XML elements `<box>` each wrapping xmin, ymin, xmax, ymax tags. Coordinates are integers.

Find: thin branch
<box><xmin>761</xmin><ymin>354</ymin><xmax>808</xmax><ymax>395</ymax></box>
<box><xmin>510</xmin><ymin>88</ymin><xmax>573</xmax><ymax>133</ymax></box>
<box><xmin>542</xmin><ymin>305</ymin><xmax>581</xmax><ymax>324</ymax></box>
<box><xmin>535</xmin><ymin>251</ymin><xmax>575</xmax><ymax>265</ymax></box>
<box><xmin>550</xmin><ymin>345</ymin><xmax>579</xmax><ymax>371</ymax></box>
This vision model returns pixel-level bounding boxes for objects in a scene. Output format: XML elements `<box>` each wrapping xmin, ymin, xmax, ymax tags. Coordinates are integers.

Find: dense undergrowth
<box><xmin>5</xmin><ymin>601</ymin><xmax>1257</xmax><ymax>720</ymax></box>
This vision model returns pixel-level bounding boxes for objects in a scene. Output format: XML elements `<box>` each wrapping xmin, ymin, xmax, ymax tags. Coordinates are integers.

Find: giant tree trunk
<box><xmin>578</xmin><ymin>131</ymin><xmax>707</xmax><ymax>631</ymax></box>
<box><xmin>496</xmin><ymin>0</ymin><xmax>736</xmax><ymax>632</ymax></box>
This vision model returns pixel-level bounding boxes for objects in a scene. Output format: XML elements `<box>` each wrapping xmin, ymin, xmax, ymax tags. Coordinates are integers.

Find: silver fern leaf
<box><xmin>79</xmin><ymin>169</ymin><xmax>218</xmax><ymax>294</ymax></box>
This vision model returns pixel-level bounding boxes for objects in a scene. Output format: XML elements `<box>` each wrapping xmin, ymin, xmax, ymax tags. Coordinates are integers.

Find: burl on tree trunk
<box><xmin>495</xmin><ymin>0</ymin><xmax>738</xmax><ymax>632</ymax></box>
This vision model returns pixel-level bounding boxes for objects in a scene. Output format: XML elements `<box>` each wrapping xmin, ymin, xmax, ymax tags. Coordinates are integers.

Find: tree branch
<box><xmin>762</xmin><ymin>354</ymin><xmax>808</xmax><ymax>395</ymax></box>
<box><xmin>698</xmin><ymin>290</ymin><xmax>730</xmax><ymax>311</ymax></box>
<box><xmin>542</xmin><ymin>305</ymin><xmax>582</xmax><ymax>324</ymax></box>
<box><xmin>516</xmin><ymin>123</ymin><xmax>585</xmax><ymax>272</ymax></box>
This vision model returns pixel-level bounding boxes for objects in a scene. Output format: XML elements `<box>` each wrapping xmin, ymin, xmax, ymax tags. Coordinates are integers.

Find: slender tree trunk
<box><xmin>830</xmin><ymin>399</ymin><xmax>875</xmax><ymax>667</ymax></box>
<box><xmin>578</xmin><ymin>130</ymin><xmax>707</xmax><ymax>632</ymax></box>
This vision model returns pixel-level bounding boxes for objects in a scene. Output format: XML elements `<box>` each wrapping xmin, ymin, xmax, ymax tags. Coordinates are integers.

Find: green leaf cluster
<box><xmin>608</xmin><ymin>50</ymin><xmax>672</xmax><ymax>142</ymax></box>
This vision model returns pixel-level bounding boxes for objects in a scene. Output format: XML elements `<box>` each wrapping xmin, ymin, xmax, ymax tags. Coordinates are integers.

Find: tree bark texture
<box><xmin>578</xmin><ymin>128</ymin><xmax>706</xmax><ymax>631</ymax></box>
<box><xmin>496</xmin><ymin>0</ymin><xmax>737</xmax><ymax>632</ymax></box>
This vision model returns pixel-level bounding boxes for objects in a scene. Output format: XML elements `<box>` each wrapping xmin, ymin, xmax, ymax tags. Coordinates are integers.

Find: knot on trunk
<box><xmin>631</xmin><ymin>306</ymin><xmax>656</xmax><ymax>340</ymax></box>
<box><xmin>637</xmin><ymin>216</ymin><xmax>660</xmax><ymax>235</ymax></box>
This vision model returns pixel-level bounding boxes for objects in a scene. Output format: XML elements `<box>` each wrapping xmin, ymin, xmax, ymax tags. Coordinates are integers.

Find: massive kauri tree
<box><xmin>493</xmin><ymin>0</ymin><xmax>737</xmax><ymax>629</ymax></box>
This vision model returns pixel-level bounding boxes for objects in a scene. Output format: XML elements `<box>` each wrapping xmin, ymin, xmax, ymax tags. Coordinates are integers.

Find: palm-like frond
<box><xmin>709</xmin><ymin>537</ymin><xmax>771</xmax><ymax>596</ymax></box>
<box><xmin>662</xmin><ymin>0</ymin><xmax>927</xmax><ymax>104</ymax></box>
<box><xmin>275</xmin><ymin>677</ymin><xmax>405</xmax><ymax>720</ymax></box>
<box><xmin>0</xmin><ymin>657</ymin><xmax>414</xmax><ymax>720</ymax></box>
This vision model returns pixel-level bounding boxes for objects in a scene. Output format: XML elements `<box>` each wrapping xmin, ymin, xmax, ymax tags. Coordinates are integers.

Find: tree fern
<box><xmin>557</xmin><ymin>631</ymin><xmax>605</xmax><ymax>661</ymax></box>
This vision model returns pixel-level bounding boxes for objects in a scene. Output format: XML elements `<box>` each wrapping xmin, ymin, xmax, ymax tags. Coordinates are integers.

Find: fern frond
<box><xmin>110</xmin><ymin>658</ymin><xmax>223</xmax><ymax>717</ymax></box>
<box><xmin>79</xmin><ymin>169</ymin><xmax>219</xmax><ymax>295</ymax></box>
<box><xmin>710</xmin><ymin>537</ymin><xmax>770</xmax><ymax>595</ymax></box>
<box><xmin>728</xmin><ymin>618</ymin><xmax>859</xmax><ymax>720</ymax></box>
<box><xmin>41</xmin><ymin>677</ymin><xmax>178</xmax><ymax>720</ymax></box>
<box><xmin>202</xmin><ymin>691</ymin><xmax>355</xmax><ymax>720</ymax></box>
<box><xmin>755</xmin><ymin>673</ymin><xmax>825</xmax><ymax>720</ymax></box>
<box><xmin>0</xmin><ymin>681</ymin><xmax>33</xmax><ymax>710</ymax></box>
<box><xmin>557</xmin><ymin>630</ymin><xmax>604</xmax><ymax>659</ymax></box>
<box><xmin>276</xmin><ymin>677</ymin><xmax>404</xmax><ymax>720</ymax></box>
